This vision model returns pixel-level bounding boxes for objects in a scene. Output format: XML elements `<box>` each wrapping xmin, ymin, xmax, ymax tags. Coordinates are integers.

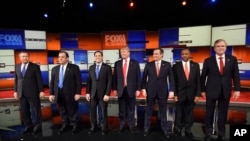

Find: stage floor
<box><xmin>0</xmin><ymin>88</ymin><xmax>250</xmax><ymax>141</ymax></box>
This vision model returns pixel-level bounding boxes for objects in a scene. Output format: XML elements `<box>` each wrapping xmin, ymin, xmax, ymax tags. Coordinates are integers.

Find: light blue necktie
<box><xmin>58</xmin><ymin>65</ymin><xmax>64</xmax><ymax>88</ymax></box>
<box><xmin>21</xmin><ymin>64</ymin><xmax>26</xmax><ymax>77</ymax></box>
<box><xmin>96</xmin><ymin>65</ymin><xmax>100</xmax><ymax>79</ymax></box>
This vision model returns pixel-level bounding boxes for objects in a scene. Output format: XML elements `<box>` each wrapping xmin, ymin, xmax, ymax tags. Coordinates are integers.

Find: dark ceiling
<box><xmin>1</xmin><ymin>0</ymin><xmax>250</xmax><ymax>33</ymax></box>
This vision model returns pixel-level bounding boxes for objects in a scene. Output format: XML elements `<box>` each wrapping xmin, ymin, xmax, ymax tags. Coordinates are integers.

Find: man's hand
<box><xmin>232</xmin><ymin>91</ymin><xmax>240</xmax><ymax>100</ymax></box>
<box><xmin>13</xmin><ymin>92</ymin><xmax>18</xmax><ymax>100</ymax></box>
<box><xmin>113</xmin><ymin>90</ymin><xmax>118</xmax><ymax>96</ymax></box>
<box><xmin>39</xmin><ymin>92</ymin><xmax>45</xmax><ymax>99</ymax></box>
<box><xmin>168</xmin><ymin>91</ymin><xmax>174</xmax><ymax>99</ymax></box>
<box><xmin>135</xmin><ymin>90</ymin><xmax>140</xmax><ymax>97</ymax></box>
<box><xmin>74</xmin><ymin>94</ymin><xmax>81</xmax><ymax>101</ymax></box>
<box><xmin>86</xmin><ymin>94</ymin><xmax>90</xmax><ymax>102</ymax></box>
<box><xmin>103</xmin><ymin>95</ymin><xmax>109</xmax><ymax>102</ymax></box>
<box><xmin>142</xmin><ymin>89</ymin><xmax>147</xmax><ymax>97</ymax></box>
<box><xmin>49</xmin><ymin>95</ymin><xmax>55</xmax><ymax>103</ymax></box>
<box><xmin>201</xmin><ymin>92</ymin><xmax>206</xmax><ymax>99</ymax></box>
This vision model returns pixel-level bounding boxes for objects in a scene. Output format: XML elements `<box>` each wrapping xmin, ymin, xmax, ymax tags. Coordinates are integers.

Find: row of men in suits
<box><xmin>14</xmin><ymin>39</ymin><xmax>240</xmax><ymax>141</ymax></box>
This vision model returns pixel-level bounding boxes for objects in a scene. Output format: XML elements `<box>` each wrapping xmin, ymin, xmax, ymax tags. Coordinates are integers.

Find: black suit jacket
<box><xmin>50</xmin><ymin>63</ymin><xmax>82</xmax><ymax>101</ymax></box>
<box><xmin>201</xmin><ymin>55</ymin><xmax>241</xmax><ymax>99</ymax></box>
<box><xmin>172</xmin><ymin>61</ymin><xmax>201</xmax><ymax>101</ymax></box>
<box><xmin>14</xmin><ymin>62</ymin><xmax>44</xmax><ymax>98</ymax></box>
<box><xmin>141</xmin><ymin>60</ymin><xmax>175</xmax><ymax>98</ymax></box>
<box><xmin>86</xmin><ymin>63</ymin><xmax>112</xmax><ymax>99</ymax></box>
<box><xmin>113</xmin><ymin>59</ymin><xmax>141</xmax><ymax>98</ymax></box>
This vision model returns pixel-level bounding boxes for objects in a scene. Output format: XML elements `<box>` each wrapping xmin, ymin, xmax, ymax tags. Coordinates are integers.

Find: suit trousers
<box><xmin>57</xmin><ymin>88</ymin><xmax>79</xmax><ymax>127</ymax></box>
<box><xmin>118</xmin><ymin>87</ymin><xmax>136</xmax><ymax>129</ymax></box>
<box><xmin>20</xmin><ymin>95</ymin><xmax>42</xmax><ymax>128</ymax></box>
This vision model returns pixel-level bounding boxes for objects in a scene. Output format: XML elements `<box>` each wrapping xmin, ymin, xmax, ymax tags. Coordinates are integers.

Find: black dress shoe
<box><xmin>58</xmin><ymin>125</ymin><xmax>67</xmax><ymax>135</ymax></box>
<box><xmin>118</xmin><ymin>127</ymin><xmax>125</xmax><ymax>134</ymax></box>
<box><xmin>218</xmin><ymin>135</ymin><xmax>226</xmax><ymax>141</ymax></box>
<box><xmin>164</xmin><ymin>132</ymin><xmax>171</xmax><ymax>138</ymax></box>
<box><xmin>175</xmin><ymin>129</ymin><xmax>182</xmax><ymax>136</ymax></box>
<box><xmin>72</xmin><ymin>127</ymin><xmax>79</xmax><ymax>135</ymax></box>
<box><xmin>22</xmin><ymin>127</ymin><xmax>33</xmax><ymax>134</ymax></box>
<box><xmin>33</xmin><ymin>126</ymin><xmax>42</xmax><ymax>135</ymax></box>
<box><xmin>129</xmin><ymin>128</ymin><xmax>135</xmax><ymax>134</ymax></box>
<box><xmin>101</xmin><ymin>129</ymin><xmax>107</xmax><ymax>135</ymax></box>
<box><xmin>205</xmin><ymin>134</ymin><xmax>212</xmax><ymax>141</ymax></box>
<box><xmin>185</xmin><ymin>131</ymin><xmax>193</xmax><ymax>138</ymax></box>
<box><xmin>88</xmin><ymin>128</ymin><xmax>95</xmax><ymax>134</ymax></box>
<box><xmin>143</xmin><ymin>131</ymin><xmax>149</xmax><ymax>136</ymax></box>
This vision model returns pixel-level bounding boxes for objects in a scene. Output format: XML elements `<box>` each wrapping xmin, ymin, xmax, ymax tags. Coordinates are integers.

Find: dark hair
<box><xmin>154</xmin><ymin>48</ymin><xmax>164</xmax><ymax>54</ymax></box>
<box><xmin>59</xmin><ymin>50</ymin><xmax>69</xmax><ymax>58</ymax></box>
<box><xmin>94</xmin><ymin>50</ymin><xmax>103</xmax><ymax>56</ymax></box>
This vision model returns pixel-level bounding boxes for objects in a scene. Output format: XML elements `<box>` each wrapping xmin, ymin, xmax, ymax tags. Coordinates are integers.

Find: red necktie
<box><xmin>219</xmin><ymin>57</ymin><xmax>224</xmax><ymax>75</ymax></box>
<box><xmin>156</xmin><ymin>62</ymin><xmax>160</xmax><ymax>76</ymax></box>
<box><xmin>184</xmin><ymin>62</ymin><xmax>189</xmax><ymax>80</ymax></box>
<box><xmin>123</xmin><ymin>59</ymin><xmax>127</xmax><ymax>86</ymax></box>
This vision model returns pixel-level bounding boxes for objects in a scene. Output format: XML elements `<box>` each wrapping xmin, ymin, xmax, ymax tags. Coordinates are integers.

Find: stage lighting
<box><xmin>181</xmin><ymin>1</ymin><xmax>187</xmax><ymax>6</ymax></box>
<box><xmin>89</xmin><ymin>2</ymin><xmax>94</xmax><ymax>8</ymax></box>
<box><xmin>44</xmin><ymin>13</ymin><xmax>48</xmax><ymax>18</ymax></box>
<box><xmin>129</xmin><ymin>1</ymin><xmax>134</xmax><ymax>7</ymax></box>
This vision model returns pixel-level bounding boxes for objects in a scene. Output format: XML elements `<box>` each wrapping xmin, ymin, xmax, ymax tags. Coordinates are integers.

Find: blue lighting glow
<box><xmin>89</xmin><ymin>2</ymin><xmax>93</xmax><ymax>8</ymax></box>
<box><xmin>44</xmin><ymin>13</ymin><xmax>48</xmax><ymax>18</ymax></box>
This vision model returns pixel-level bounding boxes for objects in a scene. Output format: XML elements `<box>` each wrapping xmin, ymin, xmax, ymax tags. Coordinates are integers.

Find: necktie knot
<box><xmin>219</xmin><ymin>57</ymin><xmax>223</xmax><ymax>60</ymax></box>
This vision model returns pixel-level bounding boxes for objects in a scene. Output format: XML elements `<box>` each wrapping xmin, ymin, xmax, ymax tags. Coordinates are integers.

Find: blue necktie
<box><xmin>22</xmin><ymin>64</ymin><xmax>26</xmax><ymax>77</ymax></box>
<box><xmin>96</xmin><ymin>65</ymin><xmax>100</xmax><ymax>79</ymax></box>
<box><xmin>58</xmin><ymin>65</ymin><xmax>64</xmax><ymax>88</ymax></box>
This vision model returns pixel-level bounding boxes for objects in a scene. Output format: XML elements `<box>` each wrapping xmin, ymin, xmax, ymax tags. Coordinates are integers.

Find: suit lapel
<box><xmin>212</xmin><ymin>56</ymin><xmax>220</xmax><ymax>74</ymax></box>
<box><xmin>98</xmin><ymin>64</ymin><xmax>104</xmax><ymax>79</ymax></box>
<box><xmin>224</xmin><ymin>55</ymin><xmax>230</xmax><ymax>74</ymax></box>
<box><xmin>189</xmin><ymin>61</ymin><xmax>195</xmax><ymax>80</ymax></box>
<box><xmin>64</xmin><ymin>64</ymin><xmax>71</xmax><ymax>81</ymax></box>
<box><xmin>180</xmin><ymin>62</ymin><xmax>187</xmax><ymax>80</ymax></box>
<box><xmin>17</xmin><ymin>64</ymin><xmax>22</xmax><ymax>78</ymax></box>
<box><xmin>158</xmin><ymin>61</ymin><xmax>165</xmax><ymax>77</ymax></box>
<box><xmin>127</xmin><ymin>60</ymin><xmax>133</xmax><ymax>77</ymax></box>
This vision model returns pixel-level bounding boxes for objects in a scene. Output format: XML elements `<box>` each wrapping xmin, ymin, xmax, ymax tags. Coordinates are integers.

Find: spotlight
<box><xmin>129</xmin><ymin>1</ymin><xmax>134</xmax><ymax>7</ymax></box>
<box><xmin>181</xmin><ymin>1</ymin><xmax>187</xmax><ymax>6</ymax></box>
<box><xmin>89</xmin><ymin>2</ymin><xmax>94</xmax><ymax>8</ymax></box>
<box><xmin>44</xmin><ymin>13</ymin><xmax>48</xmax><ymax>18</ymax></box>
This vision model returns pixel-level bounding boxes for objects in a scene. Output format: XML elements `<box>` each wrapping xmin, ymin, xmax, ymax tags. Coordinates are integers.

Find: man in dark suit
<box><xmin>141</xmin><ymin>48</ymin><xmax>175</xmax><ymax>138</ymax></box>
<box><xmin>113</xmin><ymin>47</ymin><xmax>141</xmax><ymax>134</ymax></box>
<box><xmin>86</xmin><ymin>51</ymin><xmax>112</xmax><ymax>135</ymax></box>
<box><xmin>14</xmin><ymin>51</ymin><xmax>44</xmax><ymax>135</ymax></box>
<box><xmin>201</xmin><ymin>39</ymin><xmax>240</xmax><ymax>141</ymax></box>
<box><xmin>172</xmin><ymin>48</ymin><xmax>200</xmax><ymax>138</ymax></box>
<box><xmin>49</xmin><ymin>50</ymin><xmax>82</xmax><ymax>135</ymax></box>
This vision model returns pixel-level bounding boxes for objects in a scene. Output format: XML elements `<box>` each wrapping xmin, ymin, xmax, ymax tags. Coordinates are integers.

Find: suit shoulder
<box><xmin>228</xmin><ymin>55</ymin><xmax>237</xmax><ymax>60</ymax></box>
<box><xmin>70</xmin><ymin>63</ymin><xmax>79</xmax><ymax>68</ymax></box>
<box><xmin>203</xmin><ymin>56</ymin><xmax>213</xmax><ymax>62</ymax></box>
<box><xmin>191</xmin><ymin>61</ymin><xmax>199</xmax><ymax>65</ymax></box>
<box><xmin>29</xmin><ymin>62</ymin><xmax>39</xmax><ymax>67</ymax></box>
<box><xmin>131</xmin><ymin>59</ymin><xmax>139</xmax><ymax>63</ymax></box>
<box><xmin>162</xmin><ymin>60</ymin><xmax>171</xmax><ymax>65</ymax></box>
<box><xmin>103</xmin><ymin>63</ymin><xmax>112</xmax><ymax>68</ymax></box>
